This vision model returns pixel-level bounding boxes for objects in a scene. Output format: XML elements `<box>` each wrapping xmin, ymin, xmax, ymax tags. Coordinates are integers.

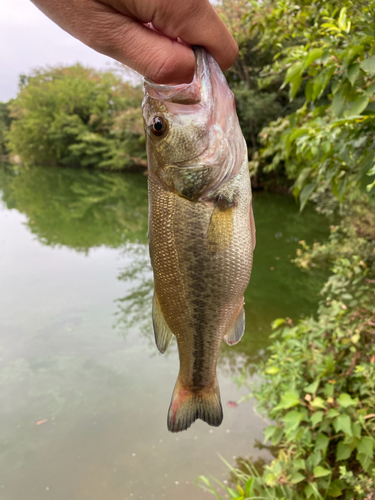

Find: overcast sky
<box><xmin>0</xmin><ymin>0</ymin><xmax>140</xmax><ymax>102</ymax></box>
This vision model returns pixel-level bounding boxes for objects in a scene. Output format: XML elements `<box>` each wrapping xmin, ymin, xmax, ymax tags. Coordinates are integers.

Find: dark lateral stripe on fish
<box><xmin>185</xmin><ymin>239</ymin><xmax>208</xmax><ymax>389</ymax></box>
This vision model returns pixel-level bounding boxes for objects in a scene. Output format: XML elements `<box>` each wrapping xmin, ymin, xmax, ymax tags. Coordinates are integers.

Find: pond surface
<box><xmin>0</xmin><ymin>164</ymin><xmax>329</xmax><ymax>500</ymax></box>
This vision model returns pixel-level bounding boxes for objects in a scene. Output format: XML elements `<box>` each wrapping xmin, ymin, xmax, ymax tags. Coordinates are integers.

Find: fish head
<box><xmin>142</xmin><ymin>47</ymin><xmax>245</xmax><ymax>201</ymax></box>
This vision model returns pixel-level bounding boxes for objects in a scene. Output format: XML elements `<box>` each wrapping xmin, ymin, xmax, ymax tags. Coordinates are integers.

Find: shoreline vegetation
<box><xmin>199</xmin><ymin>1</ymin><xmax>375</xmax><ymax>499</ymax></box>
<box><xmin>1</xmin><ymin>0</ymin><xmax>374</xmax><ymax>498</ymax></box>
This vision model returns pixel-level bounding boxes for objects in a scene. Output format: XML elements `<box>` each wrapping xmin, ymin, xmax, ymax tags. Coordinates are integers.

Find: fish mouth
<box><xmin>143</xmin><ymin>47</ymin><xmax>205</xmax><ymax>105</ymax></box>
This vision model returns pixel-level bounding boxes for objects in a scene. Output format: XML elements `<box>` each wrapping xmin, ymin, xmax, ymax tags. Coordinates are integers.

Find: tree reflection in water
<box><xmin>0</xmin><ymin>163</ymin><xmax>329</xmax><ymax>375</ymax></box>
<box><xmin>115</xmin><ymin>242</ymin><xmax>154</xmax><ymax>340</ymax></box>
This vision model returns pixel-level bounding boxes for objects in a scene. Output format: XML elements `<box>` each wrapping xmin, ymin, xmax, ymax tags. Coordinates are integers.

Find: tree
<box><xmin>200</xmin><ymin>2</ymin><xmax>375</xmax><ymax>498</ymax></box>
<box><xmin>7</xmin><ymin>65</ymin><xmax>146</xmax><ymax>170</ymax></box>
<box><xmin>0</xmin><ymin>101</ymin><xmax>12</xmax><ymax>156</ymax></box>
<box><xmin>215</xmin><ymin>0</ymin><xmax>300</xmax><ymax>165</ymax></box>
<box><xmin>257</xmin><ymin>1</ymin><xmax>375</xmax><ymax>205</ymax></box>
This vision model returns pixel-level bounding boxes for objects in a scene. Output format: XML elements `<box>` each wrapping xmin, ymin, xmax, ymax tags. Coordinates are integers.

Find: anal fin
<box><xmin>224</xmin><ymin>304</ymin><xmax>245</xmax><ymax>346</ymax></box>
<box><xmin>152</xmin><ymin>294</ymin><xmax>174</xmax><ymax>354</ymax></box>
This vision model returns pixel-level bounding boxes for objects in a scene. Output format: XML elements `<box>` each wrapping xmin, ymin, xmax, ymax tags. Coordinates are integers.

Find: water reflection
<box><xmin>0</xmin><ymin>163</ymin><xmax>331</xmax><ymax>500</ymax></box>
<box><xmin>0</xmin><ymin>163</ymin><xmax>329</xmax><ymax>371</ymax></box>
<box><xmin>115</xmin><ymin>243</ymin><xmax>153</xmax><ymax>339</ymax></box>
<box><xmin>0</xmin><ymin>164</ymin><xmax>148</xmax><ymax>251</ymax></box>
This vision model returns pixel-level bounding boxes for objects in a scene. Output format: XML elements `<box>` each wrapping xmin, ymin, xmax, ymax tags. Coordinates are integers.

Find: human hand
<box><xmin>30</xmin><ymin>0</ymin><xmax>238</xmax><ymax>84</ymax></box>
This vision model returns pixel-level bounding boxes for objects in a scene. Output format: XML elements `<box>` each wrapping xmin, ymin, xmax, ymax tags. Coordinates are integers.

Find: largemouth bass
<box><xmin>142</xmin><ymin>47</ymin><xmax>255</xmax><ymax>433</ymax></box>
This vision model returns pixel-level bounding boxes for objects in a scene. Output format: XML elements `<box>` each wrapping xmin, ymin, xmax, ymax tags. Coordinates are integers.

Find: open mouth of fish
<box><xmin>143</xmin><ymin>47</ymin><xmax>205</xmax><ymax>105</ymax></box>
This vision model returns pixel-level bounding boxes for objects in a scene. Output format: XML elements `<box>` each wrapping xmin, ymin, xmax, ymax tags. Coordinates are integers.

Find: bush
<box><xmin>199</xmin><ymin>197</ymin><xmax>375</xmax><ymax>499</ymax></box>
<box><xmin>0</xmin><ymin>101</ymin><xmax>12</xmax><ymax>156</ymax></box>
<box><xmin>7</xmin><ymin>65</ymin><xmax>146</xmax><ymax>169</ymax></box>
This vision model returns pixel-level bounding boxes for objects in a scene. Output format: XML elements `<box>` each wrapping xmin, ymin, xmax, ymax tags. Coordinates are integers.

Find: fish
<box><xmin>142</xmin><ymin>47</ymin><xmax>255</xmax><ymax>433</ymax></box>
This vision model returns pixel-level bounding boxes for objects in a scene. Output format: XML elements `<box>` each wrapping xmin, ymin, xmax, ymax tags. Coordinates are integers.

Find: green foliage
<box><xmin>257</xmin><ymin>1</ymin><xmax>375</xmax><ymax>204</ymax></box>
<box><xmin>199</xmin><ymin>194</ymin><xmax>375</xmax><ymax>499</ymax></box>
<box><xmin>7</xmin><ymin>65</ymin><xmax>146</xmax><ymax>169</ymax></box>
<box><xmin>216</xmin><ymin>0</ymin><xmax>302</xmax><ymax>165</ymax></box>
<box><xmin>200</xmin><ymin>2</ymin><xmax>375</xmax><ymax>498</ymax></box>
<box><xmin>0</xmin><ymin>101</ymin><xmax>12</xmax><ymax>156</ymax></box>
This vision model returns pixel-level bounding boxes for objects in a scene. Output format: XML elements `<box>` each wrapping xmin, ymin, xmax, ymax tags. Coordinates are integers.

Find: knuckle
<box><xmin>147</xmin><ymin>52</ymin><xmax>179</xmax><ymax>84</ymax></box>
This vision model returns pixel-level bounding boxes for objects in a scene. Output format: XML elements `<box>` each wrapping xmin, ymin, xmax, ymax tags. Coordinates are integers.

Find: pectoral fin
<box><xmin>224</xmin><ymin>304</ymin><xmax>245</xmax><ymax>346</ymax></box>
<box><xmin>207</xmin><ymin>198</ymin><xmax>234</xmax><ymax>253</ymax></box>
<box><xmin>152</xmin><ymin>294</ymin><xmax>174</xmax><ymax>354</ymax></box>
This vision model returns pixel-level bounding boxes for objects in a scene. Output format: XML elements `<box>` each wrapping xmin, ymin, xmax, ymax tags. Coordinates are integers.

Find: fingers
<box><xmin>31</xmin><ymin>0</ymin><xmax>238</xmax><ymax>84</ymax></box>
<box><xmin>97</xmin><ymin>19</ymin><xmax>197</xmax><ymax>84</ymax></box>
<box><xmin>31</xmin><ymin>0</ymin><xmax>196</xmax><ymax>83</ymax></box>
<box><xmin>101</xmin><ymin>0</ymin><xmax>238</xmax><ymax>73</ymax></box>
<box><xmin>151</xmin><ymin>0</ymin><xmax>239</xmax><ymax>73</ymax></box>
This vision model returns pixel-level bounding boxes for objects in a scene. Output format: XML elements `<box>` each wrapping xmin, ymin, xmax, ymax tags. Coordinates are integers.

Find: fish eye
<box><xmin>151</xmin><ymin>116</ymin><xmax>167</xmax><ymax>136</ymax></box>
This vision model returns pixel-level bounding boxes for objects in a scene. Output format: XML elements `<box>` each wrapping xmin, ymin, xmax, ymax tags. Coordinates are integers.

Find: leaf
<box><xmin>331</xmin><ymin>91</ymin><xmax>346</xmax><ymax>117</ymax></box>
<box><xmin>244</xmin><ymin>478</ymin><xmax>255</xmax><ymax>498</ymax></box>
<box><xmin>366</xmin><ymin>82</ymin><xmax>375</xmax><ymax>96</ymax></box>
<box><xmin>356</xmin><ymin>436</ymin><xmax>374</xmax><ymax>457</ymax></box>
<box><xmin>293</xmin><ymin>458</ymin><xmax>306</xmax><ymax>470</ymax></box>
<box><xmin>347</xmin><ymin>63</ymin><xmax>361</xmax><ymax>85</ymax></box>
<box><xmin>290</xmin><ymin>471</ymin><xmax>305</xmax><ymax>484</ymax></box>
<box><xmin>311</xmin><ymin>411</ymin><xmax>324</xmax><ymax>427</ymax></box>
<box><xmin>305</xmin><ymin>79</ymin><xmax>313</xmax><ymax>101</ymax></box>
<box><xmin>290</xmin><ymin>76</ymin><xmax>303</xmax><ymax>99</ymax></box>
<box><xmin>299</xmin><ymin>183</ymin><xmax>316</xmax><ymax>211</ymax></box>
<box><xmin>322</xmin><ymin>141</ymin><xmax>331</xmax><ymax>154</ymax></box>
<box><xmin>285</xmin><ymin>62</ymin><xmax>304</xmax><ymax>84</ymax></box>
<box><xmin>314</xmin><ymin>433</ymin><xmax>329</xmax><ymax>454</ymax></box>
<box><xmin>344</xmin><ymin>95</ymin><xmax>369</xmax><ymax>117</ymax></box>
<box><xmin>265</xmin><ymin>365</ymin><xmax>279</xmax><ymax>375</ymax></box>
<box><xmin>352</xmin><ymin>421</ymin><xmax>362</xmax><ymax>439</ymax></box>
<box><xmin>283</xmin><ymin>410</ymin><xmax>304</xmax><ymax>431</ymax></box>
<box><xmin>271</xmin><ymin>426</ymin><xmax>284</xmax><ymax>446</ymax></box>
<box><xmin>357</xmin><ymin>452</ymin><xmax>373</xmax><ymax>472</ymax></box>
<box><xmin>271</xmin><ymin>318</ymin><xmax>285</xmax><ymax>330</ymax></box>
<box><xmin>361</xmin><ymin>55</ymin><xmax>375</xmax><ymax>74</ymax></box>
<box><xmin>308</xmin><ymin>451</ymin><xmax>322</xmax><ymax>468</ymax></box>
<box><xmin>198</xmin><ymin>476</ymin><xmax>226</xmax><ymax>500</ymax></box>
<box><xmin>334</xmin><ymin>414</ymin><xmax>353</xmax><ymax>436</ymax></box>
<box><xmin>304</xmin><ymin>483</ymin><xmax>321</xmax><ymax>499</ymax></box>
<box><xmin>338</xmin><ymin>393</ymin><xmax>357</xmax><ymax>408</ymax></box>
<box><xmin>237</xmin><ymin>484</ymin><xmax>244</xmax><ymax>496</ymax></box>
<box><xmin>312</xmin><ymin>66</ymin><xmax>335</xmax><ymax>100</ymax></box>
<box><xmin>327</xmin><ymin>480</ymin><xmax>344</xmax><ymax>497</ymax></box>
<box><xmin>310</xmin><ymin>397</ymin><xmax>326</xmax><ymax>409</ymax></box>
<box><xmin>273</xmin><ymin>390</ymin><xmax>300</xmax><ymax>411</ymax></box>
<box><xmin>338</xmin><ymin>7</ymin><xmax>348</xmax><ymax>31</ymax></box>
<box><xmin>263</xmin><ymin>425</ymin><xmax>276</xmax><ymax>443</ymax></box>
<box><xmin>304</xmin><ymin>379</ymin><xmax>320</xmax><ymax>394</ymax></box>
<box><xmin>305</xmin><ymin>48</ymin><xmax>324</xmax><ymax>68</ymax></box>
<box><xmin>327</xmin><ymin>409</ymin><xmax>340</xmax><ymax>418</ymax></box>
<box><xmin>313</xmin><ymin>466</ymin><xmax>331</xmax><ymax>478</ymax></box>
<box><xmin>336</xmin><ymin>442</ymin><xmax>352</xmax><ymax>461</ymax></box>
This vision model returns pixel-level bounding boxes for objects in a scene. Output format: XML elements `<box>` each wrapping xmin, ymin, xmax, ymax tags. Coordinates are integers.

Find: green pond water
<box><xmin>0</xmin><ymin>164</ymin><xmax>329</xmax><ymax>500</ymax></box>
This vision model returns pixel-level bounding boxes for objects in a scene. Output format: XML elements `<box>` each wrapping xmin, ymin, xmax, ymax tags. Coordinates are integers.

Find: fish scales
<box><xmin>143</xmin><ymin>47</ymin><xmax>255</xmax><ymax>432</ymax></box>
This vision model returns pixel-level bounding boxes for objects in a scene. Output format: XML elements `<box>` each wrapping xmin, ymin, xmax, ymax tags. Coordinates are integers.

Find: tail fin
<box><xmin>167</xmin><ymin>379</ymin><xmax>223</xmax><ymax>433</ymax></box>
